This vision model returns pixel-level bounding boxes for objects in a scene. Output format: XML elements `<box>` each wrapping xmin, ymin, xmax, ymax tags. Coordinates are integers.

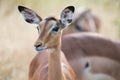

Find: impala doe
<box><xmin>18</xmin><ymin>5</ymin><xmax>120</xmax><ymax>80</ymax></box>
<box><xmin>18</xmin><ymin>5</ymin><xmax>76</xmax><ymax>80</ymax></box>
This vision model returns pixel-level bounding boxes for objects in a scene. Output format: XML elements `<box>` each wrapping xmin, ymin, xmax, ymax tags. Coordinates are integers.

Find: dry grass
<box><xmin>0</xmin><ymin>0</ymin><xmax>120</xmax><ymax>80</ymax></box>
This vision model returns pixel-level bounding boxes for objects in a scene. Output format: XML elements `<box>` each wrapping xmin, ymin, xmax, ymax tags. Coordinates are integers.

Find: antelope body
<box><xmin>62</xmin><ymin>33</ymin><xmax>120</xmax><ymax>62</ymax></box>
<box><xmin>18</xmin><ymin>6</ymin><xmax>76</xmax><ymax>80</ymax></box>
<box><xmin>29</xmin><ymin>32</ymin><xmax>120</xmax><ymax>80</ymax></box>
<box><xmin>82</xmin><ymin>60</ymin><xmax>117</xmax><ymax>80</ymax></box>
<box><xmin>62</xmin><ymin>33</ymin><xmax>120</xmax><ymax>80</ymax></box>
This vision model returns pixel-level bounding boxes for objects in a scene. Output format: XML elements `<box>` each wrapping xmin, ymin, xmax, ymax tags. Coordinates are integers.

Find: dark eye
<box><xmin>52</xmin><ymin>25</ymin><xmax>59</xmax><ymax>32</ymax></box>
<box><xmin>76</xmin><ymin>25</ymin><xmax>82</xmax><ymax>31</ymax></box>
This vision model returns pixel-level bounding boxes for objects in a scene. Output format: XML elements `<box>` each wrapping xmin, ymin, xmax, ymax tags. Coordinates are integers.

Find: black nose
<box><xmin>34</xmin><ymin>44</ymin><xmax>40</xmax><ymax>48</ymax></box>
<box><xmin>34</xmin><ymin>43</ymin><xmax>42</xmax><ymax>48</ymax></box>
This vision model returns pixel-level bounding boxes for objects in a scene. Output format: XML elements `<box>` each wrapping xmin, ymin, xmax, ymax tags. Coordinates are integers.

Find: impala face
<box><xmin>34</xmin><ymin>18</ymin><xmax>61</xmax><ymax>51</ymax></box>
<box><xmin>18</xmin><ymin>6</ymin><xmax>75</xmax><ymax>51</ymax></box>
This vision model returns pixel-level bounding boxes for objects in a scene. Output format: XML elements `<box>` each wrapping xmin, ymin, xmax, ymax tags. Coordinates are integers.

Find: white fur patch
<box><xmin>48</xmin><ymin>24</ymin><xmax>59</xmax><ymax>34</ymax></box>
<box><xmin>83</xmin><ymin>63</ymin><xmax>116</xmax><ymax>80</ymax></box>
<box><xmin>61</xmin><ymin>10</ymin><xmax>74</xmax><ymax>27</ymax></box>
<box><xmin>88</xmin><ymin>17</ymin><xmax>97</xmax><ymax>32</ymax></box>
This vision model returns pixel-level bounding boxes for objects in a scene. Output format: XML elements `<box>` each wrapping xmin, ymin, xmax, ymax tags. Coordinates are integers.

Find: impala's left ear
<box><xmin>60</xmin><ymin>6</ymin><xmax>75</xmax><ymax>28</ymax></box>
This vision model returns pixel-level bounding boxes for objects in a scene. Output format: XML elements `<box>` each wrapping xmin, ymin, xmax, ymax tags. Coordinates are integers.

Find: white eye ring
<box><xmin>48</xmin><ymin>24</ymin><xmax>59</xmax><ymax>34</ymax></box>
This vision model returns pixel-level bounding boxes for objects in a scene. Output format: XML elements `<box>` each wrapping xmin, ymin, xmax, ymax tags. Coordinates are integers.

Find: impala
<box><xmin>62</xmin><ymin>33</ymin><xmax>120</xmax><ymax>79</ymax></box>
<box><xmin>18</xmin><ymin>5</ymin><xmax>120</xmax><ymax>80</ymax></box>
<box><xmin>18</xmin><ymin>5</ymin><xmax>76</xmax><ymax>80</ymax></box>
<box><xmin>82</xmin><ymin>60</ymin><xmax>117</xmax><ymax>80</ymax></box>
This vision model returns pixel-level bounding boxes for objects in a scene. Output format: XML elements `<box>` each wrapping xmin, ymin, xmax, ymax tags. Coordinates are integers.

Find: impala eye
<box><xmin>52</xmin><ymin>25</ymin><xmax>59</xmax><ymax>32</ymax></box>
<box><xmin>76</xmin><ymin>25</ymin><xmax>82</xmax><ymax>31</ymax></box>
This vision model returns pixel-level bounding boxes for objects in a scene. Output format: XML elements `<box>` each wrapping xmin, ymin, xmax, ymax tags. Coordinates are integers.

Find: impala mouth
<box><xmin>35</xmin><ymin>45</ymin><xmax>47</xmax><ymax>51</ymax></box>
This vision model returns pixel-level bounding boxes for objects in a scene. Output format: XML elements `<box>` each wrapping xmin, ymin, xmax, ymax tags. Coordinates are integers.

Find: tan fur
<box><xmin>18</xmin><ymin>5</ymin><xmax>76</xmax><ymax>80</ymax></box>
<box><xmin>29</xmin><ymin>50</ymin><xmax>76</xmax><ymax>80</ymax></box>
<box><xmin>62</xmin><ymin>32</ymin><xmax>120</xmax><ymax>80</ymax></box>
<box><xmin>29</xmin><ymin>32</ymin><xmax>120</xmax><ymax>80</ymax></box>
<box><xmin>62</xmin><ymin>33</ymin><xmax>120</xmax><ymax>62</ymax></box>
<box><xmin>19</xmin><ymin>6</ymin><xmax>120</xmax><ymax>80</ymax></box>
<box><xmin>29</xmin><ymin>19</ymin><xmax>76</xmax><ymax>80</ymax></box>
<box><xmin>30</xmin><ymin>32</ymin><xmax>120</xmax><ymax>80</ymax></box>
<box><xmin>80</xmin><ymin>57</ymin><xmax>119</xmax><ymax>80</ymax></box>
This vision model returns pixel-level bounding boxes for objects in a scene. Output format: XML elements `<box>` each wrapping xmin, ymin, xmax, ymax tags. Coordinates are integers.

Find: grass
<box><xmin>113</xmin><ymin>19</ymin><xmax>120</xmax><ymax>38</ymax></box>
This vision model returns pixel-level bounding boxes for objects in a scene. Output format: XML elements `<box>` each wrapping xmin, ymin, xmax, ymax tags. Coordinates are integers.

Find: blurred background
<box><xmin>0</xmin><ymin>0</ymin><xmax>120</xmax><ymax>80</ymax></box>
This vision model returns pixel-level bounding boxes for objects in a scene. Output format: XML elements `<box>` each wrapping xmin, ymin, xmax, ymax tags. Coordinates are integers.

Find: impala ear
<box><xmin>18</xmin><ymin>5</ymin><xmax>42</xmax><ymax>24</ymax></box>
<box><xmin>60</xmin><ymin>6</ymin><xmax>75</xmax><ymax>28</ymax></box>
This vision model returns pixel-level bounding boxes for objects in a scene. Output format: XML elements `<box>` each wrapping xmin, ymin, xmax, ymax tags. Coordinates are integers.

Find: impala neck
<box><xmin>48</xmin><ymin>32</ymin><xmax>63</xmax><ymax>80</ymax></box>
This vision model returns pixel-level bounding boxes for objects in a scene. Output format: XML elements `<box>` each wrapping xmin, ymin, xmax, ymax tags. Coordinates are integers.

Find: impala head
<box><xmin>63</xmin><ymin>8</ymin><xmax>98</xmax><ymax>35</ymax></box>
<box><xmin>18</xmin><ymin>5</ymin><xmax>75</xmax><ymax>51</ymax></box>
<box><xmin>74</xmin><ymin>9</ymin><xmax>97</xmax><ymax>32</ymax></box>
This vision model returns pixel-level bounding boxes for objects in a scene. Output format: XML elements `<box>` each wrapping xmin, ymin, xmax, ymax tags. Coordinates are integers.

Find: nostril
<box><xmin>35</xmin><ymin>44</ymin><xmax>41</xmax><ymax>47</ymax></box>
<box><xmin>34</xmin><ymin>43</ymin><xmax>42</xmax><ymax>48</ymax></box>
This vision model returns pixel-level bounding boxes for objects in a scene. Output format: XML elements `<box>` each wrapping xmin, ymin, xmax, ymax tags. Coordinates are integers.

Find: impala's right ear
<box><xmin>60</xmin><ymin>6</ymin><xmax>75</xmax><ymax>28</ymax></box>
<box><xmin>18</xmin><ymin>6</ymin><xmax>42</xmax><ymax>24</ymax></box>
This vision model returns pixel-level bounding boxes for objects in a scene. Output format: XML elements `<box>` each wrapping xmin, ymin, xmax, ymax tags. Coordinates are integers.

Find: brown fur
<box><xmin>79</xmin><ymin>56</ymin><xmax>120</xmax><ymax>80</ymax></box>
<box><xmin>19</xmin><ymin>5</ymin><xmax>120</xmax><ymax>80</ymax></box>
<box><xmin>71</xmin><ymin>56</ymin><xmax>120</xmax><ymax>80</ymax></box>
<box><xmin>29</xmin><ymin>32</ymin><xmax>120</xmax><ymax>80</ymax></box>
<box><xmin>29</xmin><ymin>19</ymin><xmax>76</xmax><ymax>80</ymax></box>
<box><xmin>62</xmin><ymin>33</ymin><xmax>120</xmax><ymax>61</ymax></box>
<box><xmin>62</xmin><ymin>32</ymin><xmax>120</xmax><ymax>80</ymax></box>
<box><xmin>18</xmin><ymin>5</ymin><xmax>76</xmax><ymax>80</ymax></box>
<box><xmin>29</xmin><ymin>50</ymin><xmax>76</xmax><ymax>80</ymax></box>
